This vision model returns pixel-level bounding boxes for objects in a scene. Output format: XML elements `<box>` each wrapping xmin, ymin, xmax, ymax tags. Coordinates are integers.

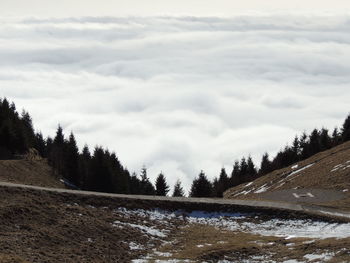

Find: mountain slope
<box><xmin>0</xmin><ymin>153</ymin><xmax>64</xmax><ymax>188</ymax></box>
<box><xmin>224</xmin><ymin>141</ymin><xmax>350</xmax><ymax>210</ymax></box>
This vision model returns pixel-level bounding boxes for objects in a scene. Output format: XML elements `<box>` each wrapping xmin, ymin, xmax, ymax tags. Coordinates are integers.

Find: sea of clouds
<box><xmin>1</xmin><ymin>15</ymin><xmax>349</xmax><ymax>191</ymax></box>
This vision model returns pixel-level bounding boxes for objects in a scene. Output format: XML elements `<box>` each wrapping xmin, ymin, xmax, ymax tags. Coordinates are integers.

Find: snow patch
<box><xmin>245</xmin><ymin>182</ymin><xmax>253</xmax><ymax>187</ymax></box>
<box><xmin>331</xmin><ymin>161</ymin><xmax>350</xmax><ymax>172</ymax></box>
<box><xmin>254</xmin><ymin>184</ymin><xmax>269</xmax><ymax>194</ymax></box>
<box><xmin>304</xmin><ymin>253</ymin><xmax>334</xmax><ymax>261</ymax></box>
<box><xmin>286</xmin><ymin>163</ymin><xmax>314</xmax><ymax>179</ymax></box>
<box><xmin>129</xmin><ymin>242</ymin><xmax>144</xmax><ymax>250</ymax></box>
<box><xmin>112</xmin><ymin>220</ymin><xmax>167</xmax><ymax>238</ymax></box>
<box><xmin>291</xmin><ymin>164</ymin><xmax>299</xmax><ymax>170</ymax></box>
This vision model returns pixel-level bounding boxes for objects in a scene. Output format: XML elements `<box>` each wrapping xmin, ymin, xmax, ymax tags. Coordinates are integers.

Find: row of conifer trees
<box><xmin>1</xmin><ymin>97</ymin><xmax>350</xmax><ymax>197</ymax></box>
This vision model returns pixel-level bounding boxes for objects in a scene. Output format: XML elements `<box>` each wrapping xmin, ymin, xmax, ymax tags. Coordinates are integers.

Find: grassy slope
<box><xmin>224</xmin><ymin>141</ymin><xmax>350</xmax><ymax>210</ymax></box>
<box><xmin>0</xmin><ymin>158</ymin><xmax>64</xmax><ymax>188</ymax></box>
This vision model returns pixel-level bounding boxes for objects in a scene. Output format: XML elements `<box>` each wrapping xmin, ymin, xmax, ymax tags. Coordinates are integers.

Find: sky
<box><xmin>1</xmin><ymin>2</ymin><xmax>350</xmax><ymax>192</ymax></box>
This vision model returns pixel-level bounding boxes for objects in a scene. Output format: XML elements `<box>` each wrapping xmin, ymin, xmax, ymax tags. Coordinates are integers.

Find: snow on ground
<box><xmin>254</xmin><ymin>184</ymin><xmax>269</xmax><ymax>193</ymax></box>
<box><xmin>331</xmin><ymin>161</ymin><xmax>350</xmax><ymax>172</ymax></box>
<box><xmin>291</xmin><ymin>165</ymin><xmax>299</xmax><ymax>170</ymax></box>
<box><xmin>114</xmin><ymin>208</ymin><xmax>350</xmax><ymax>240</ymax></box>
<box><xmin>303</xmin><ymin>253</ymin><xmax>334</xmax><ymax>261</ymax></box>
<box><xmin>245</xmin><ymin>182</ymin><xmax>253</xmax><ymax>187</ymax></box>
<box><xmin>286</xmin><ymin>163</ymin><xmax>314</xmax><ymax>179</ymax></box>
<box><xmin>124</xmin><ymin>208</ymin><xmax>350</xmax><ymax>262</ymax></box>
<box><xmin>112</xmin><ymin>220</ymin><xmax>167</xmax><ymax>238</ymax></box>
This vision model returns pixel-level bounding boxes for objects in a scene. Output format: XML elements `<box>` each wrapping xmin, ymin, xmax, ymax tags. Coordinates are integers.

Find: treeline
<box><xmin>1</xmin><ymin>97</ymin><xmax>350</xmax><ymax>198</ymax></box>
<box><xmin>0</xmin><ymin>98</ymin><xmax>38</xmax><ymax>159</ymax></box>
<box><xmin>0</xmin><ymin>98</ymin><xmax>185</xmax><ymax>196</ymax></box>
<box><xmin>189</xmin><ymin>115</ymin><xmax>350</xmax><ymax>198</ymax></box>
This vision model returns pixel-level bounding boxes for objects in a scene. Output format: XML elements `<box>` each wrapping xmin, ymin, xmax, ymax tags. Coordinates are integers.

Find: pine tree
<box><xmin>342</xmin><ymin>114</ymin><xmax>350</xmax><ymax>142</ymax></box>
<box><xmin>299</xmin><ymin>132</ymin><xmax>309</xmax><ymax>159</ymax></box>
<box><xmin>155</xmin><ymin>172</ymin><xmax>169</xmax><ymax>196</ymax></box>
<box><xmin>189</xmin><ymin>171</ymin><xmax>213</xmax><ymax>198</ymax></box>
<box><xmin>79</xmin><ymin>144</ymin><xmax>91</xmax><ymax>189</ymax></box>
<box><xmin>34</xmin><ymin>132</ymin><xmax>47</xmax><ymax>157</ymax></box>
<box><xmin>212</xmin><ymin>167</ymin><xmax>230</xmax><ymax>197</ymax></box>
<box><xmin>130</xmin><ymin>172</ymin><xmax>141</xmax><ymax>194</ymax></box>
<box><xmin>259</xmin><ymin>153</ymin><xmax>273</xmax><ymax>175</ymax></box>
<box><xmin>308</xmin><ymin>129</ymin><xmax>321</xmax><ymax>156</ymax></box>
<box><xmin>246</xmin><ymin>156</ymin><xmax>257</xmax><ymax>181</ymax></box>
<box><xmin>172</xmin><ymin>180</ymin><xmax>185</xmax><ymax>197</ymax></box>
<box><xmin>65</xmin><ymin>132</ymin><xmax>79</xmax><ymax>186</ymax></box>
<box><xmin>332</xmin><ymin>127</ymin><xmax>342</xmax><ymax>146</ymax></box>
<box><xmin>49</xmin><ymin>125</ymin><xmax>66</xmax><ymax>177</ymax></box>
<box><xmin>230</xmin><ymin>160</ymin><xmax>240</xmax><ymax>187</ymax></box>
<box><xmin>238</xmin><ymin>157</ymin><xmax>248</xmax><ymax>184</ymax></box>
<box><xmin>319</xmin><ymin>128</ymin><xmax>331</xmax><ymax>151</ymax></box>
<box><xmin>139</xmin><ymin>166</ymin><xmax>155</xmax><ymax>195</ymax></box>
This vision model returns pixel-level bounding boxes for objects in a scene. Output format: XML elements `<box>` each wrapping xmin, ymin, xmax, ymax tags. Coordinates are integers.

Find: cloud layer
<box><xmin>1</xmin><ymin>15</ymin><xmax>350</xmax><ymax>192</ymax></box>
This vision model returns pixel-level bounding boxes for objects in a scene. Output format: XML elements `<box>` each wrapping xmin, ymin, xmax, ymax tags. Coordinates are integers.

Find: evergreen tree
<box><xmin>155</xmin><ymin>172</ymin><xmax>169</xmax><ymax>196</ymax></box>
<box><xmin>308</xmin><ymin>129</ymin><xmax>321</xmax><ymax>156</ymax></box>
<box><xmin>246</xmin><ymin>156</ymin><xmax>257</xmax><ymax>181</ymax></box>
<box><xmin>172</xmin><ymin>180</ymin><xmax>185</xmax><ymax>197</ymax></box>
<box><xmin>212</xmin><ymin>177</ymin><xmax>220</xmax><ymax>197</ymax></box>
<box><xmin>49</xmin><ymin>125</ymin><xmax>66</xmax><ymax>177</ymax></box>
<box><xmin>212</xmin><ymin>168</ymin><xmax>229</xmax><ymax>197</ymax></box>
<box><xmin>291</xmin><ymin>136</ymin><xmax>300</xmax><ymax>162</ymax></box>
<box><xmin>299</xmin><ymin>132</ymin><xmax>310</xmax><ymax>160</ymax></box>
<box><xmin>332</xmin><ymin>127</ymin><xmax>342</xmax><ymax>146</ymax></box>
<box><xmin>230</xmin><ymin>160</ymin><xmax>240</xmax><ymax>187</ymax></box>
<box><xmin>34</xmin><ymin>132</ymin><xmax>47</xmax><ymax>157</ymax></box>
<box><xmin>89</xmin><ymin>147</ymin><xmax>114</xmax><ymax>193</ymax></box>
<box><xmin>319</xmin><ymin>128</ymin><xmax>331</xmax><ymax>151</ymax></box>
<box><xmin>259</xmin><ymin>153</ymin><xmax>273</xmax><ymax>175</ymax></box>
<box><xmin>342</xmin><ymin>114</ymin><xmax>350</xmax><ymax>142</ymax></box>
<box><xmin>238</xmin><ymin>157</ymin><xmax>248</xmax><ymax>184</ymax></box>
<box><xmin>79</xmin><ymin>144</ymin><xmax>91</xmax><ymax>189</ymax></box>
<box><xmin>189</xmin><ymin>171</ymin><xmax>213</xmax><ymax>198</ymax></box>
<box><xmin>129</xmin><ymin>172</ymin><xmax>141</xmax><ymax>194</ymax></box>
<box><xmin>65</xmin><ymin>132</ymin><xmax>79</xmax><ymax>185</ymax></box>
<box><xmin>139</xmin><ymin>166</ymin><xmax>155</xmax><ymax>195</ymax></box>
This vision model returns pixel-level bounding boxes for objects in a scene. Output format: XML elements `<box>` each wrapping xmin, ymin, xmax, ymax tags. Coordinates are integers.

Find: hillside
<box><xmin>0</xmin><ymin>153</ymin><xmax>64</xmax><ymax>188</ymax></box>
<box><xmin>0</xmin><ymin>183</ymin><xmax>350</xmax><ymax>263</ymax></box>
<box><xmin>224</xmin><ymin>141</ymin><xmax>350</xmax><ymax>211</ymax></box>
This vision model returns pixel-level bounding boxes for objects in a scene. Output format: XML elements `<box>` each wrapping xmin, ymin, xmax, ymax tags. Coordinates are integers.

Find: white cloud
<box><xmin>1</xmin><ymin>15</ymin><xmax>350</xmax><ymax>192</ymax></box>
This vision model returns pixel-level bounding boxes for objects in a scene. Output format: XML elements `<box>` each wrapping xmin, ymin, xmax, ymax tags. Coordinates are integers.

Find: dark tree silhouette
<box><xmin>139</xmin><ymin>166</ymin><xmax>155</xmax><ymax>195</ymax></box>
<box><xmin>342</xmin><ymin>114</ymin><xmax>350</xmax><ymax>142</ymax></box>
<box><xmin>259</xmin><ymin>153</ymin><xmax>273</xmax><ymax>175</ymax></box>
<box><xmin>172</xmin><ymin>179</ymin><xmax>185</xmax><ymax>197</ymax></box>
<box><xmin>155</xmin><ymin>172</ymin><xmax>169</xmax><ymax>196</ymax></box>
<box><xmin>65</xmin><ymin>132</ymin><xmax>79</xmax><ymax>185</ymax></box>
<box><xmin>230</xmin><ymin>160</ymin><xmax>240</xmax><ymax>187</ymax></box>
<box><xmin>319</xmin><ymin>128</ymin><xmax>331</xmax><ymax>151</ymax></box>
<box><xmin>332</xmin><ymin>127</ymin><xmax>342</xmax><ymax>147</ymax></box>
<box><xmin>189</xmin><ymin>171</ymin><xmax>213</xmax><ymax>198</ymax></box>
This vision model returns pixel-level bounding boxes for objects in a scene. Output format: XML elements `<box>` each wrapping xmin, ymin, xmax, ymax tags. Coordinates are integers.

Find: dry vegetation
<box><xmin>224</xmin><ymin>141</ymin><xmax>350</xmax><ymax>211</ymax></box>
<box><xmin>142</xmin><ymin>224</ymin><xmax>350</xmax><ymax>262</ymax></box>
<box><xmin>0</xmin><ymin>157</ymin><xmax>63</xmax><ymax>188</ymax></box>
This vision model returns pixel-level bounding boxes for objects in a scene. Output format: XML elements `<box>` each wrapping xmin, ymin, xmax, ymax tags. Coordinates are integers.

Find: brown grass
<box><xmin>151</xmin><ymin>224</ymin><xmax>350</xmax><ymax>262</ymax></box>
<box><xmin>224</xmin><ymin>141</ymin><xmax>350</xmax><ymax>210</ymax></box>
<box><xmin>0</xmin><ymin>159</ymin><xmax>63</xmax><ymax>188</ymax></box>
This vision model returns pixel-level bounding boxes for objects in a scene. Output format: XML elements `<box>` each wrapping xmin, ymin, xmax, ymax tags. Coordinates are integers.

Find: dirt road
<box><xmin>1</xmin><ymin>181</ymin><xmax>350</xmax><ymax>222</ymax></box>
